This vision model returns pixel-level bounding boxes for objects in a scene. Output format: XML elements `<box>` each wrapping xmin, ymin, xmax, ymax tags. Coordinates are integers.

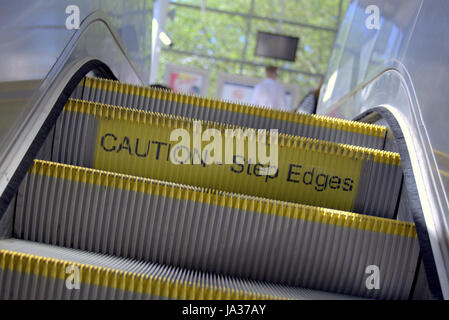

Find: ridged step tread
<box><xmin>0</xmin><ymin>239</ymin><xmax>358</xmax><ymax>300</ymax></box>
<box><xmin>71</xmin><ymin>77</ymin><xmax>387</xmax><ymax>149</ymax></box>
<box><xmin>13</xmin><ymin>160</ymin><xmax>419</xmax><ymax>299</ymax></box>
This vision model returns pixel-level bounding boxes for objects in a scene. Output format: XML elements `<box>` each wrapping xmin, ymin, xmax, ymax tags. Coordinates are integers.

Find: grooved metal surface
<box><xmin>0</xmin><ymin>195</ymin><xmax>15</xmax><ymax>240</ymax></box>
<box><xmin>72</xmin><ymin>78</ymin><xmax>387</xmax><ymax>149</ymax></box>
<box><xmin>0</xmin><ymin>239</ymin><xmax>358</xmax><ymax>300</ymax></box>
<box><xmin>354</xmin><ymin>160</ymin><xmax>404</xmax><ymax>218</ymax></box>
<box><xmin>14</xmin><ymin>161</ymin><xmax>419</xmax><ymax>299</ymax></box>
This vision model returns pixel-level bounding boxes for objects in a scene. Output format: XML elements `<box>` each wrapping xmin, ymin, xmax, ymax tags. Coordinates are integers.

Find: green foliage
<box><xmin>159</xmin><ymin>0</ymin><xmax>349</xmax><ymax>102</ymax></box>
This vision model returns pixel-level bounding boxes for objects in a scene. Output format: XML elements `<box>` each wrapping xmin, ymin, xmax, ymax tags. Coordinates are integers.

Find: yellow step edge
<box><xmin>82</xmin><ymin>77</ymin><xmax>387</xmax><ymax>138</ymax></box>
<box><xmin>30</xmin><ymin>159</ymin><xmax>417</xmax><ymax>239</ymax></box>
<box><xmin>0</xmin><ymin>249</ymin><xmax>280</xmax><ymax>300</ymax></box>
<box><xmin>66</xmin><ymin>98</ymin><xmax>400</xmax><ymax>165</ymax></box>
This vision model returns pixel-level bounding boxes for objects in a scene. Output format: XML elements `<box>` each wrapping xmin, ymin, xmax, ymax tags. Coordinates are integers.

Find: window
<box><xmin>160</xmin><ymin>0</ymin><xmax>350</xmax><ymax>101</ymax></box>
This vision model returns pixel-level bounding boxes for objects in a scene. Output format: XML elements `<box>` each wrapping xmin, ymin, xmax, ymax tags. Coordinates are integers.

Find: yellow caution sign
<box><xmin>64</xmin><ymin>99</ymin><xmax>401</xmax><ymax>212</ymax></box>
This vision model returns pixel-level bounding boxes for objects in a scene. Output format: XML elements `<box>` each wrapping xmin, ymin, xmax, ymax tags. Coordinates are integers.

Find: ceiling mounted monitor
<box><xmin>255</xmin><ymin>31</ymin><xmax>299</xmax><ymax>62</ymax></box>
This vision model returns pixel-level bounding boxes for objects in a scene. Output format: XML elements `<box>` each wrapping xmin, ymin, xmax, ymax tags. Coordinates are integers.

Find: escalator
<box><xmin>0</xmin><ymin>77</ymin><xmax>431</xmax><ymax>300</ymax></box>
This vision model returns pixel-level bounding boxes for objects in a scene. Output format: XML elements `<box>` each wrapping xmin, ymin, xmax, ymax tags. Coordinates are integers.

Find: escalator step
<box><xmin>14</xmin><ymin>160</ymin><xmax>419</xmax><ymax>299</ymax></box>
<box><xmin>0</xmin><ymin>239</ymin><xmax>358</xmax><ymax>300</ymax></box>
<box><xmin>72</xmin><ymin>77</ymin><xmax>387</xmax><ymax>149</ymax></box>
<box><xmin>45</xmin><ymin>99</ymin><xmax>402</xmax><ymax>217</ymax></box>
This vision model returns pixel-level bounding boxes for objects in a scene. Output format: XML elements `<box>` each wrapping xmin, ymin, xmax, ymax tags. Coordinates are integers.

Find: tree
<box><xmin>159</xmin><ymin>0</ymin><xmax>349</xmax><ymax>101</ymax></box>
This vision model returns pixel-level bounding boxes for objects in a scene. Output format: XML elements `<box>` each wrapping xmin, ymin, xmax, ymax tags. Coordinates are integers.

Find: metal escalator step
<box><xmin>72</xmin><ymin>77</ymin><xmax>387</xmax><ymax>149</ymax></box>
<box><xmin>45</xmin><ymin>99</ymin><xmax>402</xmax><ymax>218</ymax></box>
<box><xmin>14</xmin><ymin>160</ymin><xmax>419</xmax><ymax>299</ymax></box>
<box><xmin>0</xmin><ymin>239</ymin><xmax>358</xmax><ymax>300</ymax></box>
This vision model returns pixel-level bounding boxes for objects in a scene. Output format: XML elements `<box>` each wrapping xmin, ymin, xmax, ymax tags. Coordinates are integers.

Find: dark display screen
<box><xmin>255</xmin><ymin>31</ymin><xmax>299</xmax><ymax>62</ymax></box>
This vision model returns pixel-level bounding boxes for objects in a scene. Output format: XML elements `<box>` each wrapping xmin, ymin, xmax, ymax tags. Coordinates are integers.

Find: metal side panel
<box><xmin>0</xmin><ymin>11</ymin><xmax>144</xmax><ymax>223</ymax></box>
<box><xmin>0</xmin><ymin>195</ymin><xmax>15</xmax><ymax>240</ymax></box>
<box><xmin>317</xmin><ymin>0</ymin><xmax>449</xmax><ymax>298</ymax></box>
<box><xmin>354</xmin><ymin>106</ymin><xmax>448</xmax><ymax>299</ymax></box>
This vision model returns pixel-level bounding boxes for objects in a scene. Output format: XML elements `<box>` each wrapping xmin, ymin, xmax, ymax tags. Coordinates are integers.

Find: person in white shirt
<box><xmin>251</xmin><ymin>66</ymin><xmax>287</xmax><ymax>110</ymax></box>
